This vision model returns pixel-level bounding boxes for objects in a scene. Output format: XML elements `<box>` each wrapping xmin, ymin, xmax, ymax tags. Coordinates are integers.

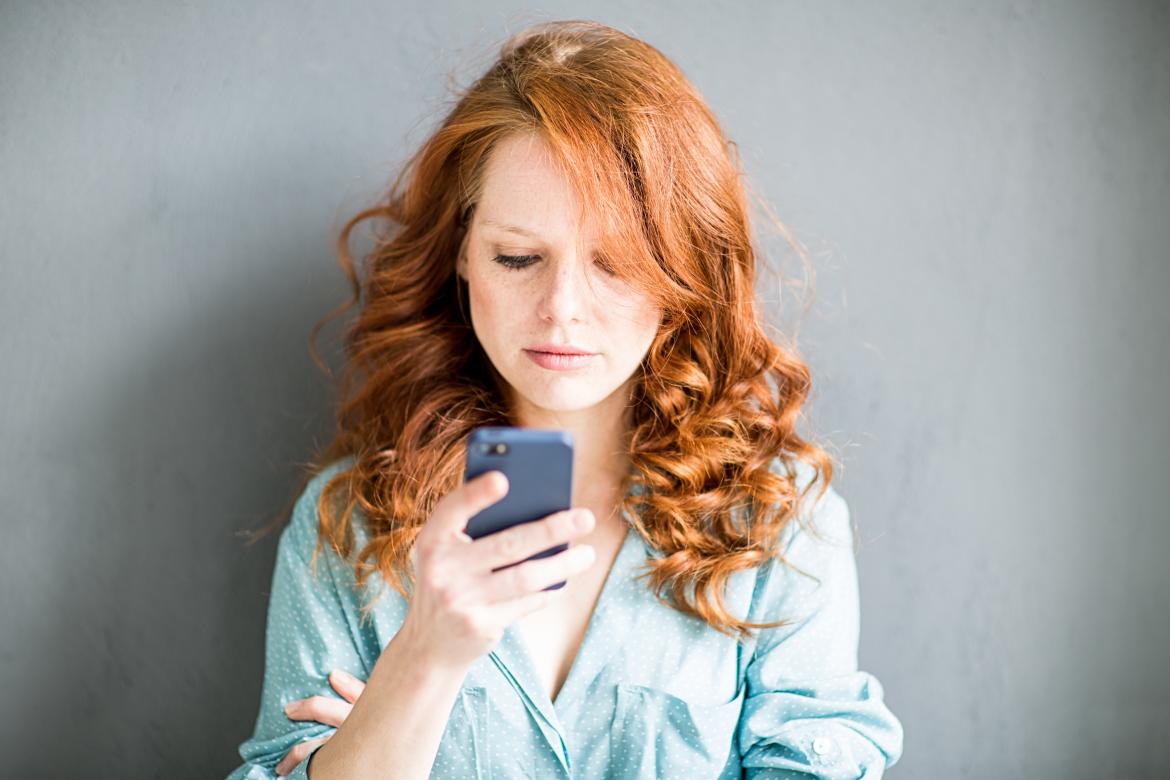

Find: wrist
<box><xmin>376</xmin><ymin>621</ymin><xmax>471</xmax><ymax>690</ymax></box>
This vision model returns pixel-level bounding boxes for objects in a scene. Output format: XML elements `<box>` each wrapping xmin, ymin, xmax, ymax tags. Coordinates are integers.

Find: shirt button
<box><xmin>812</xmin><ymin>736</ymin><xmax>834</xmax><ymax>756</ymax></box>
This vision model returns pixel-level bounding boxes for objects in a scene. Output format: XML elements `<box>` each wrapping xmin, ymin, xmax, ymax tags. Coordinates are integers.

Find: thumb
<box><xmin>431</xmin><ymin>469</ymin><xmax>509</xmax><ymax>541</ymax></box>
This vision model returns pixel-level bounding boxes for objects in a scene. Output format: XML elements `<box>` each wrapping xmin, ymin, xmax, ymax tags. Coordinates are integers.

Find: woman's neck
<box><xmin>509</xmin><ymin>380</ymin><xmax>635</xmax><ymax>511</ymax></box>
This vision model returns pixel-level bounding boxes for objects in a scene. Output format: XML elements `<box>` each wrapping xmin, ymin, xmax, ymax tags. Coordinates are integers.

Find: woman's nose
<box><xmin>535</xmin><ymin>256</ymin><xmax>590</xmax><ymax>324</ymax></box>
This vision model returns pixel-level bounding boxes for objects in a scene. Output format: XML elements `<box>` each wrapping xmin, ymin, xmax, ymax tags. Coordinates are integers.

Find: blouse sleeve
<box><xmin>737</xmin><ymin>481</ymin><xmax>904</xmax><ymax>779</ymax></box>
<box><xmin>226</xmin><ymin>473</ymin><xmax>370</xmax><ymax>780</ymax></box>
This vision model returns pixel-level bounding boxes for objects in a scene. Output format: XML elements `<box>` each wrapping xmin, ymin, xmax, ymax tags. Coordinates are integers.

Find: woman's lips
<box><xmin>523</xmin><ymin>349</ymin><xmax>597</xmax><ymax>370</ymax></box>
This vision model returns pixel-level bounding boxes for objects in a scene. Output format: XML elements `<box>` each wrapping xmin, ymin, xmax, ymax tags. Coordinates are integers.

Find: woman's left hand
<box><xmin>275</xmin><ymin>668</ymin><xmax>367</xmax><ymax>776</ymax></box>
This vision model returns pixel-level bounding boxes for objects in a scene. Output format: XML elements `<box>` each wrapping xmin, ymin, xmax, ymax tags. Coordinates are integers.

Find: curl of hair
<box><xmin>248</xmin><ymin>19</ymin><xmax>839</xmax><ymax>643</ymax></box>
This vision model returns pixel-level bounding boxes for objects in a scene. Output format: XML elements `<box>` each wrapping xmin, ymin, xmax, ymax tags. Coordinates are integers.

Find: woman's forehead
<box><xmin>473</xmin><ymin>132</ymin><xmax>638</xmax><ymax>257</ymax></box>
<box><xmin>479</xmin><ymin>138</ymin><xmax>578</xmax><ymax>211</ymax></box>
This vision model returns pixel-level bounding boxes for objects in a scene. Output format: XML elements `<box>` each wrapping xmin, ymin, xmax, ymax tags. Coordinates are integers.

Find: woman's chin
<box><xmin>510</xmin><ymin>383</ymin><xmax>614</xmax><ymax>416</ymax></box>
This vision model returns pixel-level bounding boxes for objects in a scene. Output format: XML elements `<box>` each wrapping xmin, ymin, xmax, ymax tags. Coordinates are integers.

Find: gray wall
<box><xmin>2</xmin><ymin>2</ymin><xmax>1167</xmax><ymax>777</ymax></box>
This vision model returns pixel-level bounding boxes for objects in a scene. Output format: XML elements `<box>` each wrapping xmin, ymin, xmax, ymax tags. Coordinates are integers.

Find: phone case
<box><xmin>463</xmin><ymin>426</ymin><xmax>574</xmax><ymax>590</ymax></box>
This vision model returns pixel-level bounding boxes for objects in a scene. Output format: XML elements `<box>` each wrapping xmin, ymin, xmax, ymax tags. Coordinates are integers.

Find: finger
<box><xmin>479</xmin><ymin>542</ymin><xmax>596</xmax><ymax>604</ymax></box>
<box><xmin>479</xmin><ymin>586</ymin><xmax>557</xmax><ymax>626</ymax></box>
<box><xmin>328</xmin><ymin>668</ymin><xmax>366</xmax><ymax>703</ymax></box>
<box><xmin>284</xmin><ymin>695</ymin><xmax>354</xmax><ymax>728</ymax></box>
<box><xmin>275</xmin><ymin>735</ymin><xmax>329</xmax><ymax>776</ymax></box>
<box><xmin>426</xmin><ymin>470</ymin><xmax>509</xmax><ymax>543</ymax></box>
<box><xmin>455</xmin><ymin>507</ymin><xmax>594</xmax><ymax>574</ymax></box>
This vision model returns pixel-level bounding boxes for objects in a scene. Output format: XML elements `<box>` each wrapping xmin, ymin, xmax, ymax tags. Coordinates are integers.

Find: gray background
<box><xmin>1</xmin><ymin>2</ymin><xmax>1167</xmax><ymax>777</ymax></box>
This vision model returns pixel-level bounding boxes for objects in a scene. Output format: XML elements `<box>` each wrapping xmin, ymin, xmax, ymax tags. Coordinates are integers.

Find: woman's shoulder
<box><xmin>765</xmin><ymin>454</ymin><xmax>853</xmax><ymax>559</ymax></box>
<box><xmin>281</xmin><ymin>454</ymin><xmax>363</xmax><ymax>560</ymax></box>
<box><xmin>736</xmin><ymin>456</ymin><xmax>861</xmax><ymax>641</ymax></box>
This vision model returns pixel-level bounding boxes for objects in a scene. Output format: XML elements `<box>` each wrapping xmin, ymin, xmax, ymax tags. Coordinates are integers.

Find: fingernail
<box><xmin>573</xmin><ymin>510</ymin><xmax>592</xmax><ymax>529</ymax></box>
<box><xmin>284</xmin><ymin>702</ymin><xmax>296</xmax><ymax>715</ymax></box>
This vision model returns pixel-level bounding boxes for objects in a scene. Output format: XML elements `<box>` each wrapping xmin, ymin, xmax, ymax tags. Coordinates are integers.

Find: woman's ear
<box><xmin>457</xmin><ymin>226</ymin><xmax>477</xmax><ymax>280</ymax></box>
<box><xmin>455</xmin><ymin>246</ymin><xmax>468</xmax><ymax>280</ymax></box>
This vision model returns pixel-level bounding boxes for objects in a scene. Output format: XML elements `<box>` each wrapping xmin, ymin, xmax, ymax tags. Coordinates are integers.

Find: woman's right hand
<box><xmin>395</xmin><ymin>470</ymin><xmax>597</xmax><ymax>670</ymax></box>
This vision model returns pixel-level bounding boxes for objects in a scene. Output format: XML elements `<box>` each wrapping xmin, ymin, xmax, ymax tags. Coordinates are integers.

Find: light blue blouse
<box><xmin>228</xmin><ymin>456</ymin><xmax>903</xmax><ymax>779</ymax></box>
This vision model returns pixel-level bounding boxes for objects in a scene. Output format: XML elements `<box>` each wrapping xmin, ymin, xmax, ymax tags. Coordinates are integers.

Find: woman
<box><xmin>229</xmin><ymin>19</ymin><xmax>903</xmax><ymax>780</ymax></box>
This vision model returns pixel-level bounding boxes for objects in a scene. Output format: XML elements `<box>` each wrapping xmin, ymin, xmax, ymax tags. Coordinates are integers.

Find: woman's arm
<box><xmin>227</xmin><ymin>471</ymin><xmax>466</xmax><ymax>780</ymax></box>
<box><xmin>230</xmin><ymin>465</ymin><xmax>592</xmax><ymax>779</ymax></box>
<box><xmin>738</xmin><ymin>482</ymin><xmax>904</xmax><ymax>778</ymax></box>
<box><xmin>305</xmin><ymin>625</ymin><xmax>467</xmax><ymax>778</ymax></box>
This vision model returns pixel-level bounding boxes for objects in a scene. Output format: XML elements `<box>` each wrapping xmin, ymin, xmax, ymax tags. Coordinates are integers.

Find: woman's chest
<box><xmin>434</xmin><ymin>554</ymin><xmax>759</xmax><ymax>780</ymax></box>
<box><xmin>358</xmin><ymin>524</ymin><xmax>764</xmax><ymax>777</ymax></box>
<box><xmin>511</xmin><ymin>518</ymin><xmax>629</xmax><ymax>703</ymax></box>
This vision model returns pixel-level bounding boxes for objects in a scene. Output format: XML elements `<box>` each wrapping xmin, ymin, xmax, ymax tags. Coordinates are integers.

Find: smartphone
<box><xmin>462</xmin><ymin>426</ymin><xmax>574</xmax><ymax>590</ymax></box>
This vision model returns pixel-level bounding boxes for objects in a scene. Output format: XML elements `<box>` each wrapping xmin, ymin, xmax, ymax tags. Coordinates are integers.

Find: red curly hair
<box><xmin>251</xmin><ymin>19</ymin><xmax>838</xmax><ymax>643</ymax></box>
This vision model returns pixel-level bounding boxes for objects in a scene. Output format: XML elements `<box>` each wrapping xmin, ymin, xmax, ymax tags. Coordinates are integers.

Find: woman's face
<box><xmin>457</xmin><ymin>132</ymin><xmax>662</xmax><ymax>417</ymax></box>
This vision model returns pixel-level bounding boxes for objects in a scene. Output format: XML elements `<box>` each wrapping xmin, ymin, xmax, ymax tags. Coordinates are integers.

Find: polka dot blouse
<box><xmin>227</xmin><ymin>457</ymin><xmax>903</xmax><ymax>778</ymax></box>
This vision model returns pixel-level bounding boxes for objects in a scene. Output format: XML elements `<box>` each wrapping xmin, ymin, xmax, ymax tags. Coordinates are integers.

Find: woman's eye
<box><xmin>490</xmin><ymin>253</ymin><xmax>617</xmax><ymax>275</ymax></box>
<box><xmin>493</xmin><ymin>253</ymin><xmax>539</xmax><ymax>270</ymax></box>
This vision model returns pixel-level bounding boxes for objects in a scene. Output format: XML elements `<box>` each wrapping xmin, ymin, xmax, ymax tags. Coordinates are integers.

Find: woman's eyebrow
<box><xmin>480</xmin><ymin>217</ymin><xmax>606</xmax><ymax>256</ymax></box>
<box><xmin>479</xmin><ymin>218</ymin><xmax>544</xmax><ymax>240</ymax></box>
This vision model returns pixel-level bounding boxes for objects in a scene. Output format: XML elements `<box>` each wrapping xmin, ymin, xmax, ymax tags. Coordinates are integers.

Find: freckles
<box><xmin>468</xmin><ymin>274</ymin><xmax>526</xmax><ymax>330</ymax></box>
<box><xmin>606</xmin><ymin>289</ymin><xmax>659</xmax><ymax>322</ymax></box>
